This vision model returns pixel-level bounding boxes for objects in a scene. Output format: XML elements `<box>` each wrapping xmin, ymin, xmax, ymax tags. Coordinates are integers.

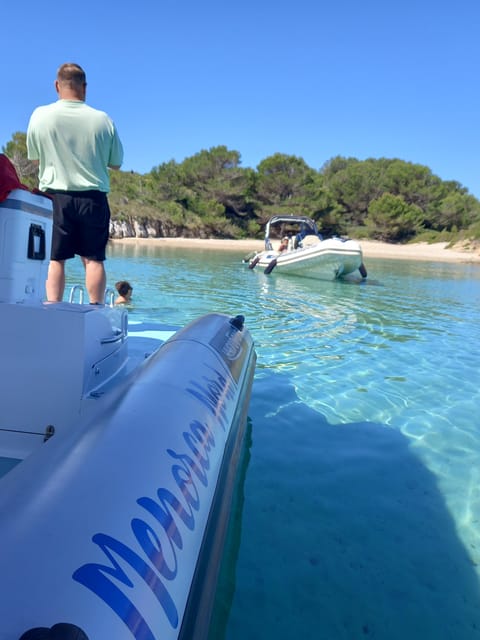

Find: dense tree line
<box><xmin>4</xmin><ymin>132</ymin><xmax>480</xmax><ymax>243</ymax></box>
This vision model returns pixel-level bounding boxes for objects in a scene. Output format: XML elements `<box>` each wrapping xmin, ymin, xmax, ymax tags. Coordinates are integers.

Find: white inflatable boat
<box><xmin>245</xmin><ymin>215</ymin><xmax>367</xmax><ymax>279</ymax></box>
<box><xmin>0</xmin><ymin>189</ymin><xmax>256</xmax><ymax>640</ymax></box>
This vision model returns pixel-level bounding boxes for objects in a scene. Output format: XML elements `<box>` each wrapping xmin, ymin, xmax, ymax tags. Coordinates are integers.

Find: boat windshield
<box><xmin>264</xmin><ymin>216</ymin><xmax>320</xmax><ymax>249</ymax></box>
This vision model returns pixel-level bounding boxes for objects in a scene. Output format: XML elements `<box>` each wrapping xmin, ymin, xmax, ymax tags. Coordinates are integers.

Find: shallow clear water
<box><xmin>68</xmin><ymin>246</ymin><xmax>480</xmax><ymax>639</ymax></box>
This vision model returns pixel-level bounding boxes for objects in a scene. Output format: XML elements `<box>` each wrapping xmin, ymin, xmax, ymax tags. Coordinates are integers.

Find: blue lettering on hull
<box><xmin>72</xmin><ymin>366</ymin><xmax>236</xmax><ymax>639</ymax></box>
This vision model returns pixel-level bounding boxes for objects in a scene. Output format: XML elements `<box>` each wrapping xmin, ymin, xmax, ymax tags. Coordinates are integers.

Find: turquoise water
<box><xmin>69</xmin><ymin>245</ymin><xmax>480</xmax><ymax>639</ymax></box>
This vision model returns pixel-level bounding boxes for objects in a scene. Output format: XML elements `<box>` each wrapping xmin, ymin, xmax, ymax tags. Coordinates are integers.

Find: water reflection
<box><xmin>226</xmin><ymin>372</ymin><xmax>480</xmax><ymax>640</ymax></box>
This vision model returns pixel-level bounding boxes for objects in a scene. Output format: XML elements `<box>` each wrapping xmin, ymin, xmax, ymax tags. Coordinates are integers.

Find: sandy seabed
<box><xmin>111</xmin><ymin>236</ymin><xmax>480</xmax><ymax>264</ymax></box>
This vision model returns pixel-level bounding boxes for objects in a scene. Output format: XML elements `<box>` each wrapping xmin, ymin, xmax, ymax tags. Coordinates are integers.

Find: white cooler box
<box><xmin>0</xmin><ymin>189</ymin><xmax>53</xmax><ymax>303</ymax></box>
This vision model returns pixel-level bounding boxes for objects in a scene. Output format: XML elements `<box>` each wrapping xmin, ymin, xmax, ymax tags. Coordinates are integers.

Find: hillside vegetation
<box><xmin>4</xmin><ymin>132</ymin><xmax>480</xmax><ymax>244</ymax></box>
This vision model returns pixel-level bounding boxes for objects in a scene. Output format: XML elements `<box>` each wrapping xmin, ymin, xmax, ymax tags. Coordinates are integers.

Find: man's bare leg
<box><xmin>46</xmin><ymin>259</ymin><xmax>66</xmax><ymax>302</ymax></box>
<box><xmin>82</xmin><ymin>257</ymin><xmax>106</xmax><ymax>304</ymax></box>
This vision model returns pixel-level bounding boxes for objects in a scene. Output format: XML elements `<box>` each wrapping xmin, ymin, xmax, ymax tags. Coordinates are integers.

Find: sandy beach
<box><xmin>111</xmin><ymin>237</ymin><xmax>480</xmax><ymax>264</ymax></box>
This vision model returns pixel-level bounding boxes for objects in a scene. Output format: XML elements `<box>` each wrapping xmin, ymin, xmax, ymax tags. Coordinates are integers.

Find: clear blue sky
<box><xmin>3</xmin><ymin>0</ymin><xmax>480</xmax><ymax>197</ymax></box>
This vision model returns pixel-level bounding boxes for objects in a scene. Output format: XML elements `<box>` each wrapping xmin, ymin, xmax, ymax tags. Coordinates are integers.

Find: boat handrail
<box><xmin>100</xmin><ymin>311</ymin><xmax>128</xmax><ymax>344</ymax></box>
<box><xmin>67</xmin><ymin>286</ymin><xmax>116</xmax><ymax>307</ymax></box>
<box><xmin>100</xmin><ymin>330</ymin><xmax>125</xmax><ymax>345</ymax></box>
<box><xmin>68</xmin><ymin>285</ymin><xmax>85</xmax><ymax>304</ymax></box>
<box><xmin>104</xmin><ymin>288</ymin><xmax>115</xmax><ymax>307</ymax></box>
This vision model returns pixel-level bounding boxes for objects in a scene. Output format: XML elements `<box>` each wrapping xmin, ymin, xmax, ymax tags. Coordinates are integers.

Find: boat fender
<box><xmin>248</xmin><ymin>256</ymin><xmax>260</xmax><ymax>269</ymax></box>
<box><xmin>242</xmin><ymin>251</ymin><xmax>256</xmax><ymax>263</ymax></box>
<box><xmin>359</xmin><ymin>262</ymin><xmax>368</xmax><ymax>278</ymax></box>
<box><xmin>19</xmin><ymin>623</ymin><xmax>89</xmax><ymax>639</ymax></box>
<box><xmin>264</xmin><ymin>258</ymin><xmax>277</xmax><ymax>274</ymax></box>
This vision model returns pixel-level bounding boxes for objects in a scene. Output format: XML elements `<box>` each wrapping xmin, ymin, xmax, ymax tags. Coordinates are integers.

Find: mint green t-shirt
<box><xmin>27</xmin><ymin>100</ymin><xmax>124</xmax><ymax>192</ymax></box>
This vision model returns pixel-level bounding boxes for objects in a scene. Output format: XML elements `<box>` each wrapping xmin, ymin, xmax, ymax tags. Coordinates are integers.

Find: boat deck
<box><xmin>0</xmin><ymin>316</ymin><xmax>179</xmax><ymax>480</ymax></box>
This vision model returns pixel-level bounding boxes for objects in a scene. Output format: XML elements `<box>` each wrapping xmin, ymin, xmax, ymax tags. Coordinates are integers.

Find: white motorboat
<box><xmin>245</xmin><ymin>215</ymin><xmax>367</xmax><ymax>279</ymax></box>
<box><xmin>0</xmin><ymin>186</ymin><xmax>256</xmax><ymax>640</ymax></box>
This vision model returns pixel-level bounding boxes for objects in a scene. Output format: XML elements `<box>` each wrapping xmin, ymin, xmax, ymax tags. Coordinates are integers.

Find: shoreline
<box><xmin>110</xmin><ymin>237</ymin><xmax>480</xmax><ymax>264</ymax></box>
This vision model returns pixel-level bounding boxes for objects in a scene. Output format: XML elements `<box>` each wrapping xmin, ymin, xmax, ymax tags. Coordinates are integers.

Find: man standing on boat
<box><xmin>27</xmin><ymin>62</ymin><xmax>123</xmax><ymax>304</ymax></box>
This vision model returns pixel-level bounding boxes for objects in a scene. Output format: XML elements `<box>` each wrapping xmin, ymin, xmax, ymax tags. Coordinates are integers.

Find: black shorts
<box><xmin>47</xmin><ymin>190</ymin><xmax>111</xmax><ymax>261</ymax></box>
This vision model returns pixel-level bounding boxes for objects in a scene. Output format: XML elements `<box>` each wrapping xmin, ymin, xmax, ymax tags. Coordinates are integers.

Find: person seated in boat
<box><xmin>114</xmin><ymin>280</ymin><xmax>133</xmax><ymax>305</ymax></box>
<box><xmin>278</xmin><ymin>236</ymin><xmax>289</xmax><ymax>252</ymax></box>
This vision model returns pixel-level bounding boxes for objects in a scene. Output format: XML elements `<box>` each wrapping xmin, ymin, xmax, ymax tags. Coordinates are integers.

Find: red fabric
<box><xmin>0</xmin><ymin>154</ymin><xmax>29</xmax><ymax>202</ymax></box>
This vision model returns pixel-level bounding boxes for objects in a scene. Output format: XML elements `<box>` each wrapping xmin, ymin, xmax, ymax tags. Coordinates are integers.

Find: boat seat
<box><xmin>300</xmin><ymin>235</ymin><xmax>321</xmax><ymax>248</ymax></box>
